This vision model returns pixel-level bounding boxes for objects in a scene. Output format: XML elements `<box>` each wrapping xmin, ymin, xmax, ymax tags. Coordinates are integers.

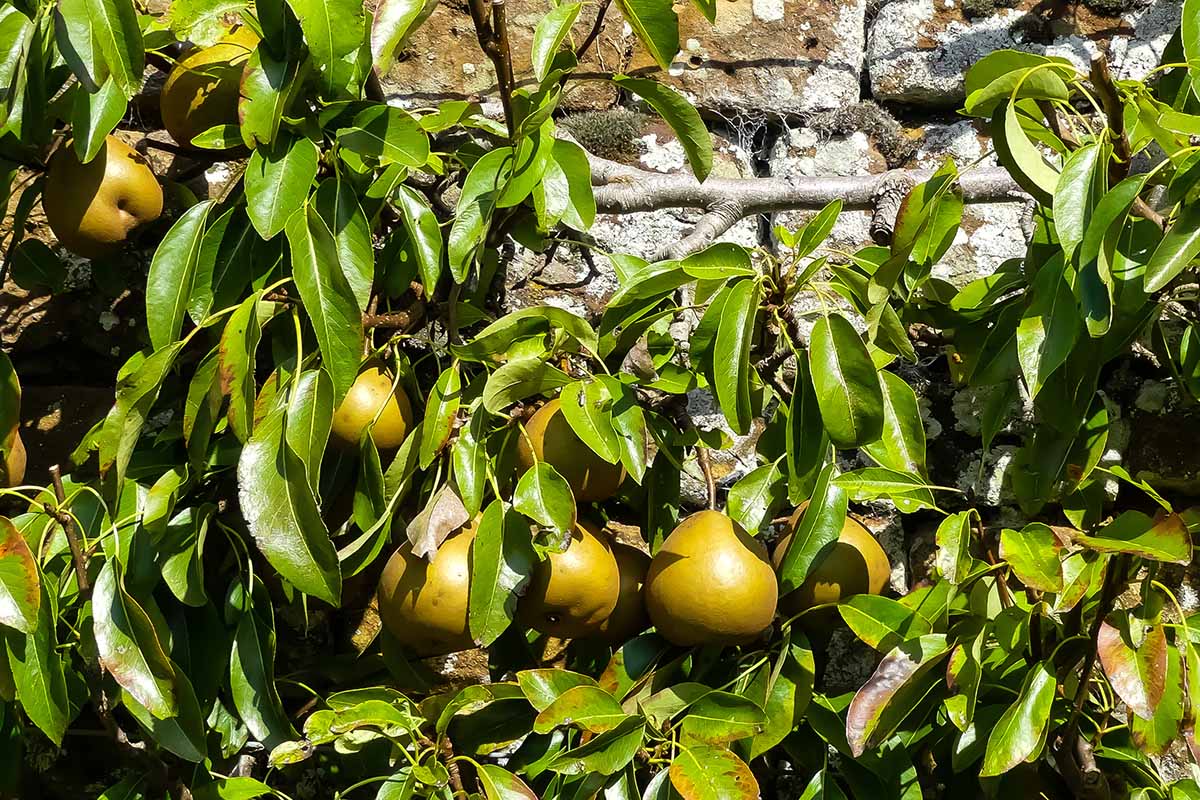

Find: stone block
<box><xmin>868</xmin><ymin>0</ymin><xmax>1181</xmax><ymax>107</ymax></box>
<box><xmin>627</xmin><ymin>0</ymin><xmax>866</xmax><ymax>116</ymax></box>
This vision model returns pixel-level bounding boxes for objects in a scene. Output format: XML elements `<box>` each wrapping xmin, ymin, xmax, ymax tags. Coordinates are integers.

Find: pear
<box><xmin>644</xmin><ymin>510</ymin><xmax>778</xmax><ymax>646</ymax></box>
<box><xmin>596</xmin><ymin>541</ymin><xmax>651</xmax><ymax>643</ymax></box>
<box><xmin>330</xmin><ymin>365</ymin><xmax>415</xmax><ymax>450</ymax></box>
<box><xmin>43</xmin><ymin>136</ymin><xmax>163</xmax><ymax>258</ymax></box>
<box><xmin>160</xmin><ymin>26</ymin><xmax>259</xmax><ymax>147</ymax></box>
<box><xmin>518</xmin><ymin>520</ymin><xmax>620</xmax><ymax>638</ymax></box>
<box><xmin>516</xmin><ymin>398</ymin><xmax>624</xmax><ymax>502</ymax></box>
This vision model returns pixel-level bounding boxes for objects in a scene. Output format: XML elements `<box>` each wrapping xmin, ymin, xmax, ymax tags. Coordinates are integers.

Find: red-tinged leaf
<box><xmin>0</xmin><ymin>516</ymin><xmax>39</xmax><ymax>633</ymax></box>
<box><xmin>845</xmin><ymin>634</ymin><xmax>951</xmax><ymax>756</ymax></box>
<box><xmin>669</xmin><ymin>744</ymin><xmax>758</xmax><ymax>800</ymax></box>
<box><xmin>478</xmin><ymin>764</ymin><xmax>539</xmax><ymax>800</ymax></box>
<box><xmin>1073</xmin><ymin>511</ymin><xmax>1192</xmax><ymax>564</ymax></box>
<box><xmin>979</xmin><ymin>660</ymin><xmax>1056</xmax><ymax>776</ymax></box>
<box><xmin>534</xmin><ymin>685</ymin><xmax>629</xmax><ymax>734</ymax></box>
<box><xmin>1098</xmin><ymin>620</ymin><xmax>1167</xmax><ymax>720</ymax></box>
<box><xmin>1132</xmin><ymin>643</ymin><xmax>1184</xmax><ymax>755</ymax></box>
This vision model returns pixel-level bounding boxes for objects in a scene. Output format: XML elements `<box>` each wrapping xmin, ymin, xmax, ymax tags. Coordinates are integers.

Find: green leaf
<box><xmin>1074</xmin><ymin>510</ymin><xmax>1192</xmax><ymax>564</ymax></box>
<box><xmin>1098</xmin><ymin>620</ymin><xmax>1167</xmax><ymax>720</ymax></box>
<box><xmin>679</xmin><ymin>691</ymin><xmax>766</xmax><ymax>744</ymax></box>
<box><xmin>963</xmin><ymin>52</ymin><xmax>1073</xmax><ymax>116</ymax></box>
<box><xmin>286</xmin><ymin>0</ymin><xmax>366</xmax><ymax>95</ymax></box>
<box><xmin>54</xmin><ymin>0</ymin><xmax>104</xmax><ymax>90</ymax></box>
<box><xmin>218</xmin><ymin>293</ymin><xmax>263</xmax><ymax>443</ymax></box>
<box><xmin>98</xmin><ymin>342</ymin><xmax>185</xmax><ymax>489</ymax></box>
<box><xmin>1016</xmin><ymin>255</ymin><xmax>1080</xmax><ymax>397</ymax></box>
<box><xmin>245</xmin><ymin>136</ymin><xmax>319</xmax><ymax>239</ymax></box>
<box><xmin>5</xmin><ymin>585</ymin><xmax>71</xmax><ymax>745</ymax></box>
<box><xmin>229</xmin><ymin>582</ymin><xmax>296</xmax><ymax>749</ymax></box>
<box><xmin>93</xmin><ymin>560</ymin><xmax>177</xmax><ymax>719</ymax></box>
<box><xmin>979</xmin><ymin>660</ymin><xmax>1056</xmax><ymax>776</ymax></box>
<box><xmin>284</xmin><ymin>369</ymin><xmax>334</xmax><ymax>494</ymax></box>
<box><xmin>746</xmin><ymin>639</ymin><xmax>815</xmax><ymax>759</ymax></box>
<box><xmin>285</xmin><ymin>203</ymin><xmax>365</xmax><ymax>400</ymax></box>
<box><xmin>944</xmin><ymin>635</ymin><xmax>983</xmax><ymax>731</ymax></box>
<box><xmin>833</xmin><ymin>467</ymin><xmax>938</xmax><ymax>513</ymax></box>
<box><xmin>482</xmin><ymin>358</ymin><xmax>571</xmax><ymax>414</ymax></box>
<box><xmin>393</xmin><ymin>185</ymin><xmax>444</xmax><ymax>293</ymax></box>
<box><xmin>1080</xmin><ymin>174</ymin><xmax>1149</xmax><ymax>268</ymax></box>
<box><xmin>862</xmin><ymin>372</ymin><xmax>926</xmax><ymax>477</ymax></box>
<box><xmin>10</xmin><ymin>238</ymin><xmax>66</xmax><ymax>293</ymax></box>
<box><xmin>478</xmin><ymin>764</ymin><xmax>538</xmax><ymax>800</ymax></box>
<box><xmin>600</xmin><ymin>377</ymin><xmax>649</xmax><ymax>485</ymax></box>
<box><xmin>999</xmin><ymin>523</ymin><xmax>1063</xmax><ymax>592</ymax></box>
<box><xmin>612</xmin><ymin>76</ymin><xmax>711</xmax><ymax>182</ymax></box>
<box><xmin>339</xmin><ymin>105</ymin><xmax>430</xmax><ymax>167</ymax></box>
<box><xmin>83</xmin><ymin>0</ymin><xmax>143</xmax><ymax>98</ymax></box>
<box><xmin>713</xmin><ymin>278</ymin><xmax>759</xmax><ymax>435</ymax></box>
<box><xmin>838</xmin><ymin>595</ymin><xmax>930</xmax><ymax>652</ymax></box>
<box><xmin>452</xmin><ymin>407</ymin><xmax>489</xmax><ymax>517</ymax></box>
<box><xmin>0</xmin><ymin>517</ymin><xmax>38</xmax><ymax>633</ymax></box>
<box><xmin>147</xmin><ymin>200</ymin><xmax>213</xmax><ymax>351</ymax></box>
<box><xmin>679</xmin><ymin>242</ymin><xmax>755</xmax><ymax>280</ymax></box>
<box><xmin>792</xmin><ymin>200</ymin><xmax>843</xmax><ymax>259</ymax></box>
<box><xmin>192</xmin><ymin>777</ymin><xmax>273</xmax><ymax>800</ymax></box>
<box><xmin>613</xmin><ymin>0</ymin><xmax>678</xmax><ymax>71</ymax></box>
<box><xmin>159</xmin><ymin>507</ymin><xmax>209</xmax><ymax>607</ymax></box>
<box><xmin>419</xmin><ymin>363</ymin><xmax>462</xmax><ymax>469</ymax></box>
<box><xmin>776</xmin><ymin>464</ymin><xmax>847</xmax><ymax>594</ymax></box>
<box><xmin>668</xmin><ymin>744</ymin><xmax>758</xmax><ymax>800</ymax></box>
<box><xmin>313</xmin><ymin>175</ymin><xmax>374</xmax><ymax>313</ymax></box>
<box><xmin>468</xmin><ymin>501</ymin><xmax>536</xmax><ymax>646</ymax></box>
<box><xmin>240</xmin><ymin>47</ymin><xmax>305</xmax><ymax>148</ymax></box>
<box><xmin>726</xmin><ymin>461</ymin><xmax>785</xmax><ymax>535</ymax></box>
<box><xmin>1145</xmin><ymin>199</ymin><xmax>1200</xmax><ymax>293</ymax></box>
<box><xmin>122</xmin><ymin>659</ymin><xmax>207</xmax><ymax>762</ymax></box>
<box><xmin>513</xmin><ymin>462</ymin><xmax>576</xmax><ymax>536</ymax></box>
<box><xmin>993</xmin><ymin>100</ymin><xmax>1059</xmax><ymax>205</ymax></box>
<box><xmin>453</xmin><ymin>305</ymin><xmax>598</xmax><ymax>361</ymax></box>
<box><xmin>70</xmin><ymin>78</ymin><xmax>127</xmax><ymax>163</ymax></box>
<box><xmin>537</xmin><ymin>137</ymin><xmax>595</xmax><ymax>231</ymax></box>
<box><xmin>532</xmin><ymin>2</ymin><xmax>581</xmax><ymax>81</ymax></box>
<box><xmin>786</xmin><ymin>358</ymin><xmax>827</xmax><ymax>503</ymax></box>
<box><xmin>448</xmin><ymin>147</ymin><xmax>508</xmax><ymax>281</ymax></box>
<box><xmin>844</xmin><ymin>634</ymin><xmax>951</xmax><ymax>756</ymax></box>
<box><xmin>517</xmin><ymin>668</ymin><xmax>600</xmax><ymax>711</ymax></box>
<box><xmin>534</xmin><ymin>685</ymin><xmax>628</xmax><ymax>734</ymax></box>
<box><xmin>237</xmin><ymin>388</ymin><xmax>342</xmax><ymax>605</ymax></box>
<box><xmin>1053</xmin><ymin>142</ymin><xmax>1104</xmax><ymax>262</ymax></box>
<box><xmin>809</xmin><ymin>314</ymin><xmax>884</xmax><ymax>448</ymax></box>
<box><xmin>546</xmin><ymin>716</ymin><xmax>645</xmax><ymax>775</ymax></box>
<box><xmin>934</xmin><ymin>510</ymin><xmax>973</xmax><ymax>585</ymax></box>
<box><xmin>559</xmin><ymin>379</ymin><xmax>621</xmax><ymax>463</ymax></box>
<box><xmin>1131</xmin><ymin>642</ymin><xmax>1184</xmax><ymax>755</ymax></box>
<box><xmin>370</xmin><ymin>0</ymin><xmax>439</xmax><ymax>71</ymax></box>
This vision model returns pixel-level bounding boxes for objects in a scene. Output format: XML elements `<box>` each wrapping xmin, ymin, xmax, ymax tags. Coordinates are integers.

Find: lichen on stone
<box><xmin>559</xmin><ymin>108</ymin><xmax>650</xmax><ymax>162</ymax></box>
<box><xmin>805</xmin><ymin>101</ymin><xmax>919</xmax><ymax>168</ymax></box>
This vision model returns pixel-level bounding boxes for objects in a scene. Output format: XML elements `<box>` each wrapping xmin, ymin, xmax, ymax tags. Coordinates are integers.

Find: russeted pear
<box><xmin>160</xmin><ymin>26</ymin><xmax>259</xmax><ymax>147</ymax></box>
<box><xmin>773</xmin><ymin>504</ymin><xmax>890</xmax><ymax>625</ymax></box>
<box><xmin>596</xmin><ymin>541</ymin><xmax>651</xmax><ymax>643</ymax></box>
<box><xmin>516</xmin><ymin>398</ymin><xmax>624</xmax><ymax>502</ymax></box>
<box><xmin>330</xmin><ymin>365</ymin><xmax>414</xmax><ymax>450</ymax></box>
<box><xmin>518</xmin><ymin>520</ymin><xmax>620</xmax><ymax>638</ymax></box>
<box><xmin>43</xmin><ymin>136</ymin><xmax>163</xmax><ymax>258</ymax></box>
<box><xmin>644</xmin><ymin>510</ymin><xmax>778</xmax><ymax>646</ymax></box>
<box><xmin>376</xmin><ymin>518</ymin><xmax>480</xmax><ymax>656</ymax></box>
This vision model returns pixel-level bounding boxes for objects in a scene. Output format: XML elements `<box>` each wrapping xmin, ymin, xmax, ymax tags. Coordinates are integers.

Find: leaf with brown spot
<box><xmin>1074</xmin><ymin>511</ymin><xmax>1192</xmax><ymax>564</ymax></box>
<box><xmin>0</xmin><ymin>516</ymin><xmax>39</xmax><ymax>633</ymax></box>
<box><xmin>1099</xmin><ymin>619</ymin><xmax>1167</xmax><ymax>720</ymax></box>
<box><xmin>535</xmin><ymin>685</ymin><xmax>629</xmax><ymax>734</ymax></box>
<box><xmin>668</xmin><ymin>744</ymin><xmax>758</xmax><ymax>800</ymax></box>
<box><xmin>845</xmin><ymin>634</ymin><xmax>951</xmax><ymax>756</ymax></box>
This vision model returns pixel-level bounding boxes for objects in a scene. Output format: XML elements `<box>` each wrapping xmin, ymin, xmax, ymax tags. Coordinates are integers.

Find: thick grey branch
<box><xmin>588</xmin><ymin>152</ymin><xmax>1027</xmax><ymax>257</ymax></box>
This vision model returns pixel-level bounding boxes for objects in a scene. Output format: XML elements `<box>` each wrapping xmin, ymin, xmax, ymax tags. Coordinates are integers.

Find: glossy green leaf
<box><xmin>668</xmin><ymin>744</ymin><xmax>758</xmax><ymax>800</ymax></box>
<box><xmin>286</xmin><ymin>0</ymin><xmax>366</xmax><ymax>95</ymax></box>
<box><xmin>944</xmin><ymin>634</ymin><xmax>983</xmax><ymax>731</ymax></box>
<box><xmin>147</xmin><ymin>200</ymin><xmax>213</xmax><ymax>351</ymax></box>
<box><xmin>727</xmin><ymin>460</ymin><xmax>785</xmax><ymax>536</ymax></box>
<box><xmin>838</xmin><ymin>594</ymin><xmax>930</xmax><ymax>652</ymax></box>
<box><xmin>1074</xmin><ymin>510</ymin><xmax>1192</xmax><ymax>564</ymax></box>
<box><xmin>285</xmin><ymin>203</ymin><xmax>364</xmax><ymax>400</ymax></box>
<box><xmin>468</xmin><ymin>501</ymin><xmax>536</xmax><ymax>646</ymax></box>
<box><xmin>934</xmin><ymin>510</ymin><xmax>973</xmax><ymax>585</ymax></box>
<box><xmin>240</xmin><ymin>47</ymin><xmax>305</xmax><ymax>148</ymax></box>
<box><xmin>122</xmin><ymin>659</ymin><xmax>207</xmax><ymax>762</ymax></box>
<box><xmin>393</xmin><ymin>184</ymin><xmax>444</xmax><ymax>293</ymax></box>
<box><xmin>679</xmin><ymin>691</ymin><xmax>766</xmax><ymax>744</ymax></box>
<box><xmin>862</xmin><ymin>371</ymin><xmax>926</xmax><ymax>477</ymax></box>
<box><xmin>999</xmin><ymin>523</ymin><xmax>1063</xmax><ymax>592</ymax></box>
<box><xmin>809</xmin><ymin>314</ymin><xmax>884</xmax><ymax>448</ymax></box>
<box><xmin>832</xmin><ymin>467</ymin><xmax>938</xmax><ymax>513</ymax></box>
<box><xmin>1016</xmin><ymin>255</ymin><xmax>1079</xmax><ymax>397</ymax></box>
<box><xmin>217</xmin><ymin>294</ymin><xmax>263</xmax><ymax>444</ymax></box>
<box><xmin>776</xmin><ymin>464</ymin><xmax>847</xmax><ymax>594</ymax></box>
<box><xmin>478</xmin><ymin>764</ymin><xmax>539</xmax><ymax>800</ymax></box>
<box><xmin>612</xmin><ymin>0</ymin><xmax>677</xmax><ymax>72</ymax></box>
<box><xmin>513</xmin><ymin>462</ymin><xmax>576</xmax><ymax>536</ymax></box>
<box><xmin>786</xmin><ymin>358</ymin><xmax>827</xmax><ymax>503</ymax></box>
<box><xmin>559</xmin><ymin>379</ymin><xmax>621</xmax><ymax>464</ymax></box>
<box><xmin>482</xmin><ymin>358</ymin><xmax>571</xmax><ymax>415</ymax></box>
<box><xmin>612</xmin><ymin>76</ymin><xmax>711</xmax><ymax>181</ymax></box>
<box><xmin>313</xmin><ymin>175</ymin><xmax>374</xmax><ymax>313</ymax></box>
<box><xmin>546</xmin><ymin>715</ymin><xmax>644</xmax><ymax>775</ymax></box>
<box><xmin>420</xmin><ymin>363</ymin><xmax>462</xmax><ymax>469</ymax></box>
<box><xmin>452</xmin><ymin>407</ymin><xmax>489</xmax><ymax>517</ymax></box>
<box><xmin>746</xmin><ymin>638</ymin><xmax>815</xmax><ymax>759</ymax></box>
<box><xmin>993</xmin><ymin>100</ymin><xmax>1059</xmax><ymax>205</ymax></box>
<box><xmin>94</xmin><ymin>560</ymin><xmax>177</xmax><ymax>719</ymax></box>
<box><xmin>71</xmin><ymin>78</ymin><xmax>126</xmax><ymax>163</ymax></box>
<box><xmin>448</xmin><ymin>147</ymin><xmax>508</xmax><ymax>281</ymax></box>
<box><xmin>532</xmin><ymin>2</ymin><xmax>581</xmax><ymax>81</ymax></box>
<box><xmin>1145</xmin><ymin>199</ymin><xmax>1200</xmax><ymax>293</ymax></box>
<box><xmin>5</xmin><ymin>585</ymin><xmax>71</xmax><ymax>745</ymax></box>
<box><xmin>534</xmin><ymin>685</ymin><xmax>628</xmax><ymax>734</ymax></box>
<box><xmin>370</xmin><ymin>0</ymin><xmax>439</xmax><ymax>73</ymax></box>
<box><xmin>245</xmin><ymin>136</ymin><xmax>319</xmax><ymax>239</ymax></box>
<box><xmin>517</xmin><ymin>668</ymin><xmax>600</xmax><ymax>711</ymax></box>
<box><xmin>83</xmin><ymin>0</ymin><xmax>143</xmax><ymax>97</ymax></box>
<box><xmin>713</xmin><ymin>278</ymin><xmax>759</xmax><ymax>435</ymax></box>
<box><xmin>979</xmin><ymin>659</ymin><xmax>1055</xmax><ymax>776</ymax></box>
<box><xmin>229</xmin><ymin>582</ymin><xmax>296</xmax><ymax>749</ymax></box>
<box><xmin>339</xmin><ymin>105</ymin><xmax>429</xmax><ymax>167</ymax></box>
<box><xmin>962</xmin><ymin>50</ymin><xmax>1074</xmax><ymax>116</ymax></box>
<box><xmin>1053</xmin><ymin>142</ymin><xmax>1104</xmax><ymax>262</ymax></box>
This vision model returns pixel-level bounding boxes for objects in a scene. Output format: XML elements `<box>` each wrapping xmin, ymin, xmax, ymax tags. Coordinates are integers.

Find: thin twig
<box><xmin>440</xmin><ymin>738</ymin><xmax>468</xmax><ymax>800</ymax></box>
<box><xmin>697</xmin><ymin>447</ymin><xmax>717</xmax><ymax>511</ymax></box>
<box><xmin>573</xmin><ymin>0</ymin><xmax>613</xmax><ymax>61</ymax></box>
<box><xmin>976</xmin><ymin>515</ymin><xmax>1013</xmax><ymax>610</ymax></box>
<box><xmin>49</xmin><ymin>464</ymin><xmax>89</xmax><ymax>595</ymax></box>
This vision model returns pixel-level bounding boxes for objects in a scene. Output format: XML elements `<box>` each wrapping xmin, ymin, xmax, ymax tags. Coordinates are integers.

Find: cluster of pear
<box><xmin>43</xmin><ymin>26</ymin><xmax>256</xmax><ymax>257</ymax></box>
<box><xmin>374</xmin><ymin>394</ymin><xmax>894</xmax><ymax>655</ymax></box>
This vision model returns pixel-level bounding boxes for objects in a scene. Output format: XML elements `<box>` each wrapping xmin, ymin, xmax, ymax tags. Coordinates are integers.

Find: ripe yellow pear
<box><xmin>43</xmin><ymin>136</ymin><xmax>163</xmax><ymax>258</ymax></box>
<box><xmin>331</xmin><ymin>365</ymin><xmax>415</xmax><ymax>450</ymax></box>
<box><xmin>773</xmin><ymin>505</ymin><xmax>890</xmax><ymax>623</ymax></box>
<box><xmin>596</xmin><ymin>541</ymin><xmax>651</xmax><ymax>643</ymax></box>
<box><xmin>644</xmin><ymin>510</ymin><xmax>778</xmax><ymax>646</ymax></box>
<box><xmin>160</xmin><ymin>26</ymin><xmax>259</xmax><ymax>147</ymax></box>
<box><xmin>516</xmin><ymin>398</ymin><xmax>624</xmax><ymax>502</ymax></box>
<box><xmin>518</xmin><ymin>520</ymin><xmax>620</xmax><ymax>638</ymax></box>
<box><xmin>377</xmin><ymin>520</ymin><xmax>480</xmax><ymax>656</ymax></box>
